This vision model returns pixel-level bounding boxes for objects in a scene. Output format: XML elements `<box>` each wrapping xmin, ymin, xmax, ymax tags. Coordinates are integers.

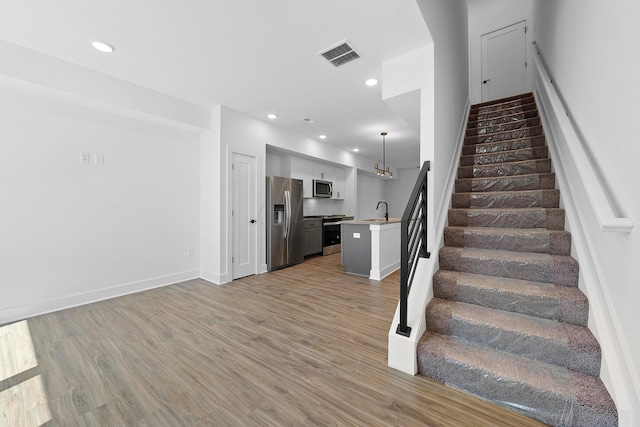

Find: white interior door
<box><xmin>232</xmin><ymin>152</ymin><xmax>257</xmax><ymax>280</ymax></box>
<box><xmin>481</xmin><ymin>21</ymin><xmax>528</xmax><ymax>102</ymax></box>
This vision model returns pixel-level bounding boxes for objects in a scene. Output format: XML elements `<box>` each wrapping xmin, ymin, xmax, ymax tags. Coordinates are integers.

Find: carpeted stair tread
<box><xmin>461</xmin><ymin>135</ymin><xmax>546</xmax><ymax>156</ymax></box>
<box><xmin>471</xmin><ymin>98</ymin><xmax>536</xmax><ymax>115</ymax></box>
<box><xmin>467</xmin><ymin>110</ymin><xmax>539</xmax><ymax>129</ymax></box>
<box><xmin>469</xmin><ymin>102</ymin><xmax>538</xmax><ymax>122</ymax></box>
<box><xmin>465</xmin><ymin>117</ymin><xmax>541</xmax><ymax>136</ymax></box>
<box><xmin>464</xmin><ymin>125</ymin><xmax>544</xmax><ymax>146</ymax></box>
<box><xmin>444</xmin><ymin>226</ymin><xmax>570</xmax><ymax>255</ymax></box>
<box><xmin>460</xmin><ymin>146</ymin><xmax>549</xmax><ymax>166</ymax></box>
<box><xmin>433</xmin><ymin>270</ymin><xmax>588</xmax><ymax>326</ymax></box>
<box><xmin>452</xmin><ymin>188</ymin><xmax>560</xmax><ymax>209</ymax></box>
<box><xmin>469</xmin><ymin>94</ymin><xmax>535</xmax><ymax>114</ymax></box>
<box><xmin>426</xmin><ymin>298</ymin><xmax>601</xmax><ymax>376</ymax></box>
<box><xmin>438</xmin><ymin>246</ymin><xmax>579</xmax><ymax>287</ymax></box>
<box><xmin>417</xmin><ymin>332</ymin><xmax>618</xmax><ymax>427</ymax></box>
<box><xmin>458</xmin><ymin>158</ymin><xmax>551</xmax><ymax>179</ymax></box>
<box><xmin>448</xmin><ymin>207</ymin><xmax>566</xmax><ymax>229</ymax></box>
<box><xmin>455</xmin><ymin>172</ymin><xmax>555</xmax><ymax>193</ymax></box>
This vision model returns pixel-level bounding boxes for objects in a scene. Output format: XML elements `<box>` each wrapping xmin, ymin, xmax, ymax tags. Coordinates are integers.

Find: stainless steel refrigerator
<box><xmin>267</xmin><ymin>176</ymin><xmax>304</xmax><ymax>271</ymax></box>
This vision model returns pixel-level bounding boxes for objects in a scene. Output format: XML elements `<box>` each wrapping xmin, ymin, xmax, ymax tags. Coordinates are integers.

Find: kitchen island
<box><xmin>341</xmin><ymin>217</ymin><xmax>401</xmax><ymax>280</ymax></box>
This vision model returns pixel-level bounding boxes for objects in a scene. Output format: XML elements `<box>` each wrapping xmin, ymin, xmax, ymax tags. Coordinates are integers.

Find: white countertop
<box><xmin>341</xmin><ymin>217</ymin><xmax>401</xmax><ymax>225</ymax></box>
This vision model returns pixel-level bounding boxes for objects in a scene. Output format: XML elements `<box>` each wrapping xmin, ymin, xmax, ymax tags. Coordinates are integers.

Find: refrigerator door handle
<box><xmin>287</xmin><ymin>190</ymin><xmax>292</xmax><ymax>238</ymax></box>
<box><xmin>284</xmin><ymin>190</ymin><xmax>290</xmax><ymax>238</ymax></box>
<box><xmin>287</xmin><ymin>190</ymin><xmax>291</xmax><ymax>237</ymax></box>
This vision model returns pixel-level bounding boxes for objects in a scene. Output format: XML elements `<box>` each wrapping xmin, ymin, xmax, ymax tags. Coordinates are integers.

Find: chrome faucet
<box><xmin>376</xmin><ymin>200</ymin><xmax>389</xmax><ymax>221</ymax></box>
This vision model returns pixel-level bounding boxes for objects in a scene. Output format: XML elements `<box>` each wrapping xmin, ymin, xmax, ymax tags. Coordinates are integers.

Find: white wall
<box><xmin>0</xmin><ymin>94</ymin><xmax>201</xmax><ymax>323</ymax></box>
<box><xmin>199</xmin><ymin>106</ymin><xmax>223</xmax><ymax>283</ymax></box>
<box><xmin>416</xmin><ymin>0</ymin><xmax>470</xmax><ymax>236</ymax></box>
<box><xmin>467</xmin><ymin>0</ymin><xmax>533</xmax><ymax>104</ymax></box>
<box><xmin>533</xmin><ymin>0</ymin><xmax>640</xmax><ymax>420</ymax></box>
<box><xmin>357</xmin><ymin>172</ymin><xmax>386</xmax><ymax>219</ymax></box>
<box><xmin>386</xmin><ymin>167</ymin><xmax>421</xmax><ymax>218</ymax></box>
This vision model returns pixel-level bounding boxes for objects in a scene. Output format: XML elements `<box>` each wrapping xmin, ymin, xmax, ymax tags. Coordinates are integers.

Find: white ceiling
<box><xmin>0</xmin><ymin>1</ymin><xmax>432</xmax><ymax>169</ymax></box>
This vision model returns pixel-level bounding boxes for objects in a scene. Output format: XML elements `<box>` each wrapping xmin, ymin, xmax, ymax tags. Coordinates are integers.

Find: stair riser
<box><xmin>465</xmin><ymin>117</ymin><xmax>541</xmax><ymax>137</ymax></box>
<box><xmin>433</xmin><ymin>272</ymin><xmax>588</xmax><ymax>326</ymax></box>
<box><xmin>452</xmin><ymin>189</ymin><xmax>560</xmax><ymax>209</ymax></box>
<box><xmin>461</xmin><ymin>135</ymin><xmax>545</xmax><ymax>156</ymax></box>
<box><xmin>455</xmin><ymin>173</ymin><xmax>555</xmax><ymax>193</ymax></box>
<box><xmin>448</xmin><ymin>208</ymin><xmax>565</xmax><ymax>230</ymax></box>
<box><xmin>444</xmin><ymin>228</ymin><xmax>571</xmax><ymax>255</ymax></box>
<box><xmin>460</xmin><ymin>147</ymin><xmax>548</xmax><ymax>166</ymax></box>
<box><xmin>439</xmin><ymin>248</ymin><xmax>579</xmax><ymax>286</ymax></box>
<box><xmin>467</xmin><ymin>110</ymin><xmax>539</xmax><ymax>129</ymax></box>
<box><xmin>458</xmin><ymin>158</ymin><xmax>551</xmax><ymax>179</ymax></box>
<box><xmin>426</xmin><ymin>301</ymin><xmax>600</xmax><ymax>376</ymax></box>
<box><xmin>465</xmin><ymin>126</ymin><xmax>543</xmax><ymax>146</ymax></box>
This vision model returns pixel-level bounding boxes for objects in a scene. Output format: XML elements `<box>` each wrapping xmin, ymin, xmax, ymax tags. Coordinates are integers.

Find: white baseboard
<box><xmin>259</xmin><ymin>263</ymin><xmax>268</xmax><ymax>274</ymax></box>
<box><xmin>370</xmin><ymin>261</ymin><xmax>400</xmax><ymax>281</ymax></box>
<box><xmin>199</xmin><ymin>268</ymin><xmax>226</xmax><ymax>285</ymax></box>
<box><xmin>0</xmin><ymin>270</ymin><xmax>200</xmax><ymax>325</ymax></box>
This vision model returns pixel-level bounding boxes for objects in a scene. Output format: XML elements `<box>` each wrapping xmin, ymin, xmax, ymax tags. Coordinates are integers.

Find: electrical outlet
<box><xmin>187</xmin><ymin>248</ymin><xmax>195</xmax><ymax>256</ymax></box>
<box><xmin>81</xmin><ymin>152</ymin><xmax>90</xmax><ymax>163</ymax></box>
<box><xmin>94</xmin><ymin>153</ymin><xmax>104</xmax><ymax>165</ymax></box>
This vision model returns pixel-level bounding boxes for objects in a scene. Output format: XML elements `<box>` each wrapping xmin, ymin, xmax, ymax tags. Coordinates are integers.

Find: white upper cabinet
<box><xmin>312</xmin><ymin>162</ymin><xmax>334</xmax><ymax>182</ymax></box>
<box><xmin>284</xmin><ymin>154</ymin><xmax>345</xmax><ymax>200</ymax></box>
<box><xmin>289</xmin><ymin>156</ymin><xmax>313</xmax><ymax>198</ymax></box>
<box><xmin>332</xmin><ymin>166</ymin><xmax>345</xmax><ymax>200</ymax></box>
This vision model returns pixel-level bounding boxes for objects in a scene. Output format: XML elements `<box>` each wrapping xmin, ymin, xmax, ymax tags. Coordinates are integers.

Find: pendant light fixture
<box><xmin>374</xmin><ymin>132</ymin><xmax>393</xmax><ymax>178</ymax></box>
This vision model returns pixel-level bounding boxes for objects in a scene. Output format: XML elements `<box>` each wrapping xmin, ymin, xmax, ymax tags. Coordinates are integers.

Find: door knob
<box><xmin>483</xmin><ymin>79</ymin><xmax>491</xmax><ymax>84</ymax></box>
<box><xmin>250</xmin><ymin>219</ymin><xmax>256</xmax><ymax>224</ymax></box>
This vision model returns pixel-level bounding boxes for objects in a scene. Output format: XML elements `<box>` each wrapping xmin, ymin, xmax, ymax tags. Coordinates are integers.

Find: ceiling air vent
<box><xmin>319</xmin><ymin>41</ymin><xmax>361</xmax><ymax>67</ymax></box>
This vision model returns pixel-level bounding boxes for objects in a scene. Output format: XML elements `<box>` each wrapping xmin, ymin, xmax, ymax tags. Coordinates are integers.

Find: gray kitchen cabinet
<box><xmin>303</xmin><ymin>218</ymin><xmax>322</xmax><ymax>256</ymax></box>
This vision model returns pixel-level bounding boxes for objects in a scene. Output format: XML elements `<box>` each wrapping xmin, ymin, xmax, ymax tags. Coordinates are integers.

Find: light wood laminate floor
<box><xmin>2</xmin><ymin>254</ymin><xmax>547</xmax><ymax>426</ymax></box>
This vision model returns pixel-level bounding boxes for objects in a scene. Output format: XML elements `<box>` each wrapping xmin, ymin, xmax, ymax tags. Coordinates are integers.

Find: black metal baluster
<box><xmin>397</xmin><ymin>161</ymin><xmax>430</xmax><ymax>337</ymax></box>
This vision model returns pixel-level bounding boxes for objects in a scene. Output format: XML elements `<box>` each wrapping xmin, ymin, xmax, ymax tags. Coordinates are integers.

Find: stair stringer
<box><xmin>534</xmin><ymin>86</ymin><xmax>639</xmax><ymax>426</ymax></box>
<box><xmin>388</xmin><ymin>99</ymin><xmax>470</xmax><ymax>374</ymax></box>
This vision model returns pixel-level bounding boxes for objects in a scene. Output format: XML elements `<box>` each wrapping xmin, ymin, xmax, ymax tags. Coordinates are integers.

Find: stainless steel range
<box><xmin>322</xmin><ymin>215</ymin><xmax>354</xmax><ymax>255</ymax></box>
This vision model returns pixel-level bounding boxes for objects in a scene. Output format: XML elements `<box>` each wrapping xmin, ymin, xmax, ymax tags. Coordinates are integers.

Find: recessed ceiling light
<box><xmin>353</xmin><ymin>148</ymin><xmax>360</xmax><ymax>152</ymax></box>
<box><xmin>267</xmin><ymin>113</ymin><xmax>278</xmax><ymax>119</ymax></box>
<box><xmin>91</xmin><ymin>40</ymin><xmax>115</xmax><ymax>53</ymax></box>
<box><xmin>319</xmin><ymin>135</ymin><xmax>327</xmax><ymax>140</ymax></box>
<box><xmin>365</xmin><ymin>78</ymin><xmax>378</xmax><ymax>87</ymax></box>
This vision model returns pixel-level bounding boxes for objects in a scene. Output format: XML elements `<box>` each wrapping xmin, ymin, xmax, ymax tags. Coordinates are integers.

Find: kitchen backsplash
<box><xmin>303</xmin><ymin>198</ymin><xmax>348</xmax><ymax>216</ymax></box>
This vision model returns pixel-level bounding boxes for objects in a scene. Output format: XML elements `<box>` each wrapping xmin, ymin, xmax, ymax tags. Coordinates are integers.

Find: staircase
<box><xmin>416</xmin><ymin>93</ymin><xmax>618</xmax><ymax>426</ymax></box>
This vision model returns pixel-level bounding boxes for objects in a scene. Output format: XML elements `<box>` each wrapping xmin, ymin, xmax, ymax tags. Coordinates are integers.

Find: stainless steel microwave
<box><xmin>313</xmin><ymin>179</ymin><xmax>333</xmax><ymax>198</ymax></box>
